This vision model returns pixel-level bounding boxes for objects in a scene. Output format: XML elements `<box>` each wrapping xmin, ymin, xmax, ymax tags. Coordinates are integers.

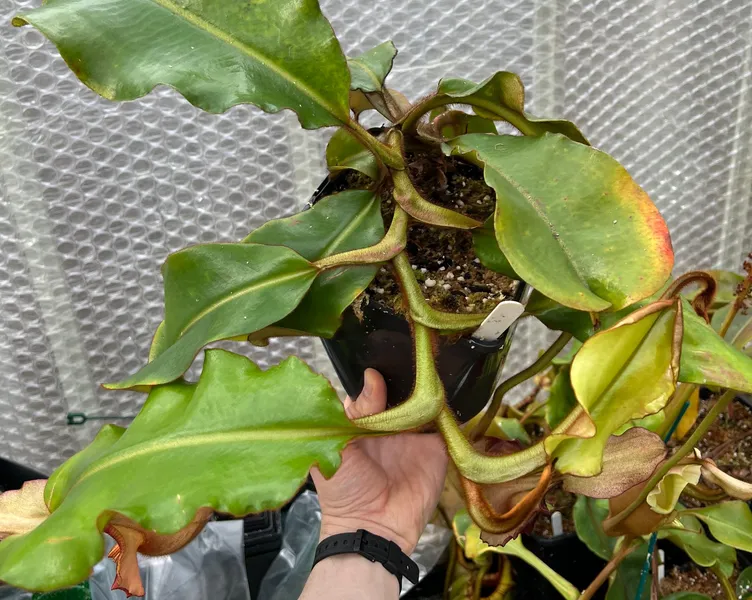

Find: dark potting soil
<box><xmin>659</xmin><ymin>563</ymin><xmax>734</xmax><ymax>599</ymax></box>
<box><xmin>346</xmin><ymin>146</ymin><xmax>518</xmax><ymax>316</ymax></box>
<box><xmin>532</xmin><ymin>487</ymin><xmax>578</xmax><ymax>537</ymax></box>
<box><xmin>667</xmin><ymin>395</ymin><xmax>752</xmax><ymax>486</ymax></box>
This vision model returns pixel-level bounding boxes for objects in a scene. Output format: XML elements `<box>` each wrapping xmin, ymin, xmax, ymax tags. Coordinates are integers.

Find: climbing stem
<box><xmin>711</xmin><ymin>564</ymin><xmax>736</xmax><ymax>600</ymax></box>
<box><xmin>605</xmin><ymin>389</ymin><xmax>736</xmax><ymax>530</ymax></box>
<box><xmin>577</xmin><ymin>538</ymin><xmax>639</xmax><ymax>600</ymax></box>
<box><xmin>392</xmin><ymin>252</ymin><xmax>489</xmax><ymax>331</ymax></box>
<box><xmin>436</xmin><ymin>408</ymin><xmax>547</xmax><ymax>484</ymax></box>
<box><xmin>470</xmin><ymin>332</ymin><xmax>572</xmax><ymax>441</ymax></box>
<box><xmin>314</xmin><ymin>206</ymin><xmax>408</xmax><ymax>270</ymax></box>
<box><xmin>400</xmin><ymin>95</ymin><xmax>537</xmax><ymax>137</ymax></box>
<box><xmin>354</xmin><ymin>322</ymin><xmax>444</xmax><ymax>431</ymax></box>
<box><xmin>346</xmin><ymin>120</ymin><xmax>404</xmax><ymax>169</ymax></box>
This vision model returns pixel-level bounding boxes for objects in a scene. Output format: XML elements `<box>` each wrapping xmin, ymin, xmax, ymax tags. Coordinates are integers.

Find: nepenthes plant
<box><xmin>0</xmin><ymin>0</ymin><xmax>751</xmax><ymax>597</ymax></box>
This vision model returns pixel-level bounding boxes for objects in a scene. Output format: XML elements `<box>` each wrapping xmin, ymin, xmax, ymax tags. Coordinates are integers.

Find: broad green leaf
<box><xmin>661</xmin><ymin>594</ymin><xmax>712</xmax><ymax>600</ymax></box>
<box><xmin>686</xmin><ymin>501</ymin><xmax>752</xmax><ymax>552</ymax></box>
<box><xmin>106</xmin><ymin>244</ymin><xmax>317</xmax><ymax>389</ymax></box>
<box><xmin>472</xmin><ymin>218</ymin><xmax>519</xmax><ymax>279</ymax></box>
<box><xmin>605</xmin><ymin>542</ymin><xmax>650</xmax><ymax>600</ymax></box>
<box><xmin>437</xmin><ymin>74</ymin><xmax>589</xmax><ymax>144</ymax></box>
<box><xmin>244</xmin><ymin>191</ymin><xmax>383</xmax><ymax>337</ymax></box>
<box><xmin>737</xmin><ymin>565</ymin><xmax>752</xmax><ymax>599</ymax></box>
<box><xmin>679</xmin><ymin>299</ymin><xmax>752</xmax><ymax>393</ymax></box>
<box><xmin>325</xmin><ymin>129</ymin><xmax>379</xmax><ymax>180</ymax></box>
<box><xmin>573</xmin><ymin>496</ymin><xmax>614</xmax><ymax>560</ymax></box>
<box><xmin>545</xmin><ymin>366</ymin><xmax>578</xmax><ymax>429</ymax></box>
<box><xmin>13</xmin><ymin>0</ymin><xmax>351</xmax><ymax>129</ymax></box>
<box><xmin>452</xmin><ymin>510</ymin><xmax>579</xmax><ymax>600</ymax></box>
<box><xmin>659</xmin><ymin>514</ymin><xmax>736</xmax><ymax>578</ymax></box>
<box><xmin>547</xmin><ymin>301</ymin><xmax>681</xmax><ymax>476</ymax></box>
<box><xmin>0</xmin><ymin>350</ymin><xmax>361</xmax><ymax>591</ymax></box>
<box><xmin>448</xmin><ymin>134</ymin><xmax>673</xmax><ymax>312</ymax></box>
<box><xmin>347</xmin><ymin>41</ymin><xmax>397</xmax><ymax>93</ymax></box>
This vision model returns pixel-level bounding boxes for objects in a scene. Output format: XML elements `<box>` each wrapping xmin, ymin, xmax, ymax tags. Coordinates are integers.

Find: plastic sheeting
<box><xmin>1</xmin><ymin>0</ymin><xmax>751</xmax><ymax>472</ymax></box>
<box><xmin>257</xmin><ymin>491</ymin><xmax>452</xmax><ymax>599</ymax></box>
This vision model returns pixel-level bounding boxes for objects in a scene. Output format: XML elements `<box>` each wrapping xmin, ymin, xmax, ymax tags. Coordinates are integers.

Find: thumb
<box><xmin>345</xmin><ymin>369</ymin><xmax>387</xmax><ymax>420</ymax></box>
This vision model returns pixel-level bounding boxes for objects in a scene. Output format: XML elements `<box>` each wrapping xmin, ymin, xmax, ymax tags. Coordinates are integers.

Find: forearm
<box><xmin>300</xmin><ymin>554</ymin><xmax>400</xmax><ymax>600</ymax></box>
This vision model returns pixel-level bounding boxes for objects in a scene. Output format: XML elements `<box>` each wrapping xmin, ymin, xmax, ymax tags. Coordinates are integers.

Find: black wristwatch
<box><xmin>313</xmin><ymin>529</ymin><xmax>420</xmax><ymax>590</ymax></box>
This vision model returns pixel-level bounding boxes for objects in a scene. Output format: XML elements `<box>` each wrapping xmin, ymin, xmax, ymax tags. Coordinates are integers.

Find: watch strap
<box><xmin>313</xmin><ymin>529</ymin><xmax>419</xmax><ymax>589</ymax></box>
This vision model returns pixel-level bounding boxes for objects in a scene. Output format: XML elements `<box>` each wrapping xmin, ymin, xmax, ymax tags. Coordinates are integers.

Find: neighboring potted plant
<box><xmin>0</xmin><ymin>1</ymin><xmax>751</xmax><ymax>598</ymax></box>
<box><xmin>446</xmin><ymin>262</ymin><xmax>752</xmax><ymax>598</ymax></box>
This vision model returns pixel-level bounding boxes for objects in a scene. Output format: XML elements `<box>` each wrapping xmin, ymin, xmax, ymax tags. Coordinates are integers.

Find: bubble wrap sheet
<box><xmin>1</xmin><ymin>0</ymin><xmax>751</xmax><ymax>473</ymax></box>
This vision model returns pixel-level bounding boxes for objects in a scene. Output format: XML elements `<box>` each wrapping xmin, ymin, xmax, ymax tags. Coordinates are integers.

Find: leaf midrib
<box><xmin>485</xmin><ymin>159</ymin><xmax>592</xmax><ymax>295</ymax></box>
<box><xmin>75</xmin><ymin>426</ymin><xmax>358</xmax><ymax>485</ymax></box>
<box><xmin>174</xmin><ymin>267</ymin><xmax>315</xmax><ymax>339</ymax></box>
<box><xmin>316</xmin><ymin>196</ymin><xmax>379</xmax><ymax>259</ymax></box>
<box><xmin>148</xmin><ymin>0</ymin><xmax>344</xmax><ymax>120</ymax></box>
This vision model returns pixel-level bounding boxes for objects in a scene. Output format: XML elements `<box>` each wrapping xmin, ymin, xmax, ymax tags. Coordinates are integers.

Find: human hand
<box><xmin>312</xmin><ymin>369</ymin><xmax>448</xmax><ymax>554</ymax></box>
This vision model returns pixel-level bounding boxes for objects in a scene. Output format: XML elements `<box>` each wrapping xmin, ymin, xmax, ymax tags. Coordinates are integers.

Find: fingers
<box><xmin>345</xmin><ymin>368</ymin><xmax>387</xmax><ymax>420</ymax></box>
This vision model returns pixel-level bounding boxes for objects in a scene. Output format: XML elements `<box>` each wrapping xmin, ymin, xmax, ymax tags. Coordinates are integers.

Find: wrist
<box><xmin>304</xmin><ymin>553</ymin><xmax>399</xmax><ymax>600</ymax></box>
<box><xmin>320</xmin><ymin>517</ymin><xmax>416</xmax><ymax>555</ymax></box>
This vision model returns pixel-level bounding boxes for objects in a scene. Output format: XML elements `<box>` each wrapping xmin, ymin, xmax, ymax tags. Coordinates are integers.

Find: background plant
<box><xmin>0</xmin><ymin>0</ymin><xmax>750</xmax><ymax>597</ymax></box>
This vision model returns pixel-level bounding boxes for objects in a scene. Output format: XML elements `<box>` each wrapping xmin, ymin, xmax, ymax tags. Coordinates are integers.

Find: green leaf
<box><xmin>736</xmin><ymin>565</ymin><xmax>752</xmax><ymax>599</ymax></box>
<box><xmin>437</xmin><ymin>74</ymin><xmax>589</xmax><ymax>144</ymax></box>
<box><xmin>347</xmin><ymin>41</ymin><xmax>397</xmax><ymax>93</ymax></box>
<box><xmin>448</xmin><ymin>133</ymin><xmax>674</xmax><ymax>312</ymax></box>
<box><xmin>472</xmin><ymin>218</ymin><xmax>519</xmax><ymax>279</ymax></box>
<box><xmin>325</xmin><ymin>129</ymin><xmax>379</xmax><ymax>180</ymax></box>
<box><xmin>106</xmin><ymin>244</ymin><xmax>317</xmax><ymax>389</ymax></box>
<box><xmin>546</xmin><ymin>366</ymin><xmax>578</xmax><ymax>429</ymax></box>
<box><xmin>659</xmin><ymin>514</ymin><xmax>736</xmax><ymax>578</ymax></box>
<box><xmin>452</xmin><ymin>510</ymin><xmax>579</xmax><ymax>600</ymax></box>
<box><xmin>679</xmin><ymin>299</ymin><xmax>752</xmax><ymax>393</ymax></box>
<box><xmin>605</xmin><ymin>542</ymin><xmax>650</xmax><ymax>600</ymax></box>
<box><xmin>492</xmin><ymin>418</ymin><xmax>531</xmax><ymax>445</ymax></box>
<box><xmin>712</xmin><ymin>302</ymin><xmax>747</xmax><ymax>342</ymax></box>
<box><xmin>0</xmin><ymin>349</ymin><xmax>362</xmax><ymax>592</ymax></box>
<box><xmin>573</xmin><ymin>496</ymin><xmax>614</xmax><ymax>560</ymax></box>
<box><xmin>686</xmin><ymin>501</ymin><xmax>752</xmax><ymax>552</ymax></box>
<box><xmin>244</xmin><ymin>190</ymin><xmax>383</xmax><ymax>337</ymax></box>
<box><xmin>13</xmin><ymin>0</ymin><xmax>350</xmax><ymax>129</ymax></box>
<box><xmin>547</xmin><ymin>301</ymin><xmax>681</xmax><ymax>476</ymax></box>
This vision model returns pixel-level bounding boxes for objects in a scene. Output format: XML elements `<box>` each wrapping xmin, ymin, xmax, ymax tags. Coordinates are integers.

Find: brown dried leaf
<box><xmin>0</xmin><ymin>480</ymin><xmax>49</xmax><ymax>540</ymax></box>
<box><xmin>562</xmin><ymin>428</ymin><xmax>667</xmax><ymax>498</ymax></box>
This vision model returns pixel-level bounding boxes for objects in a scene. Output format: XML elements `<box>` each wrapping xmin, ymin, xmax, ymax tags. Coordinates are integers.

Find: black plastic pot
<box><xmin>0</xmin><ymin>456</ymin><xmax>47</xmax><ymax>493</ymax></box>
<box><xmin>310</xmin><ymin>175</ymin><xmax>526</xmax><ymax>423</ymax></box>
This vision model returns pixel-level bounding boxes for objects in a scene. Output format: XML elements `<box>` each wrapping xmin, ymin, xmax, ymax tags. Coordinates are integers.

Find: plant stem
<box><xmin>470</xmin><ymin>332</ymin><xmax>572</xmax><ymax>441</ymax></box>
<box><xmin>711</xmin><ymin>564</ymin><xmax>736</xmax><ymax>600</ymax></box>
<box><xmin>443</xmin><ymin>540</ymin><xmax>457</xmax><ymax>600</ymax></box>
<box><xmin>719</xmin><ymin>267</ymin><xmax>752</xmax><ymax>338</ymax></box>
<box><xmin>472</xmin><ymin>560</ymin><xmax>490</xmax><ymax>600</ymax></box>
<box><xmin>346</xmin><ymin>120</ymin><xmax>404</xmax><ymax>169</ymax></box>
<box><xmin>605</xmin><ymin>389</ymin><xmax>736</xmax><ymax>530</ymax></box>
<box><xmin>401</xmin><ymin>95</ymin><xmax>537</xmax><ymax>136</ymax></box>
<box><xmin>484</xmin><ymin>557</ymin><xmax>514</xmax><ymax>600</ymax></box>
<box><xmin>577</xmin><ymin>539</ymin><xmax>639</xmax><ymax>600</ymax></box>
<box><xmin>655</xmin><ymin>383</ymin><xmax>696</xmax><ymax>439</ymax></box>
<box><xmin>392</xmin><ymin>252</ymin><xmax>489</xmax><ymax>330</ymax></box>
<box><xmin>314</xmin><ymin>206</ymin><xmax>408</xmax><ymax>270</ymax></box>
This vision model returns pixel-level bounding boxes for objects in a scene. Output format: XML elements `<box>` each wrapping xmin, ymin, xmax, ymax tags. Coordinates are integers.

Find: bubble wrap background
<box><xmin>1</xmin><ymin>0</ymin><xmax>751</xmax><ymax>474</ymax></box>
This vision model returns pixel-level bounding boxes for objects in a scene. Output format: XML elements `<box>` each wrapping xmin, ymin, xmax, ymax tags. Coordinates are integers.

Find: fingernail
<box><xmin>362</xmin><ymin>370</ymin><xmax>374</xmax><ymax>398</ymax></box>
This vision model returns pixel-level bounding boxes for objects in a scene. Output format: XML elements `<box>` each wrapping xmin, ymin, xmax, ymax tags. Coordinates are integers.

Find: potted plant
<box><xmin>446</xmin><ymin>261</ymin><xmax>752</xmax><ymax>598</ymax></box>
<box><xmin>0</xmin><ymin>0</ymin><xmax>751</xmax><ymax>598</ymax></box>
